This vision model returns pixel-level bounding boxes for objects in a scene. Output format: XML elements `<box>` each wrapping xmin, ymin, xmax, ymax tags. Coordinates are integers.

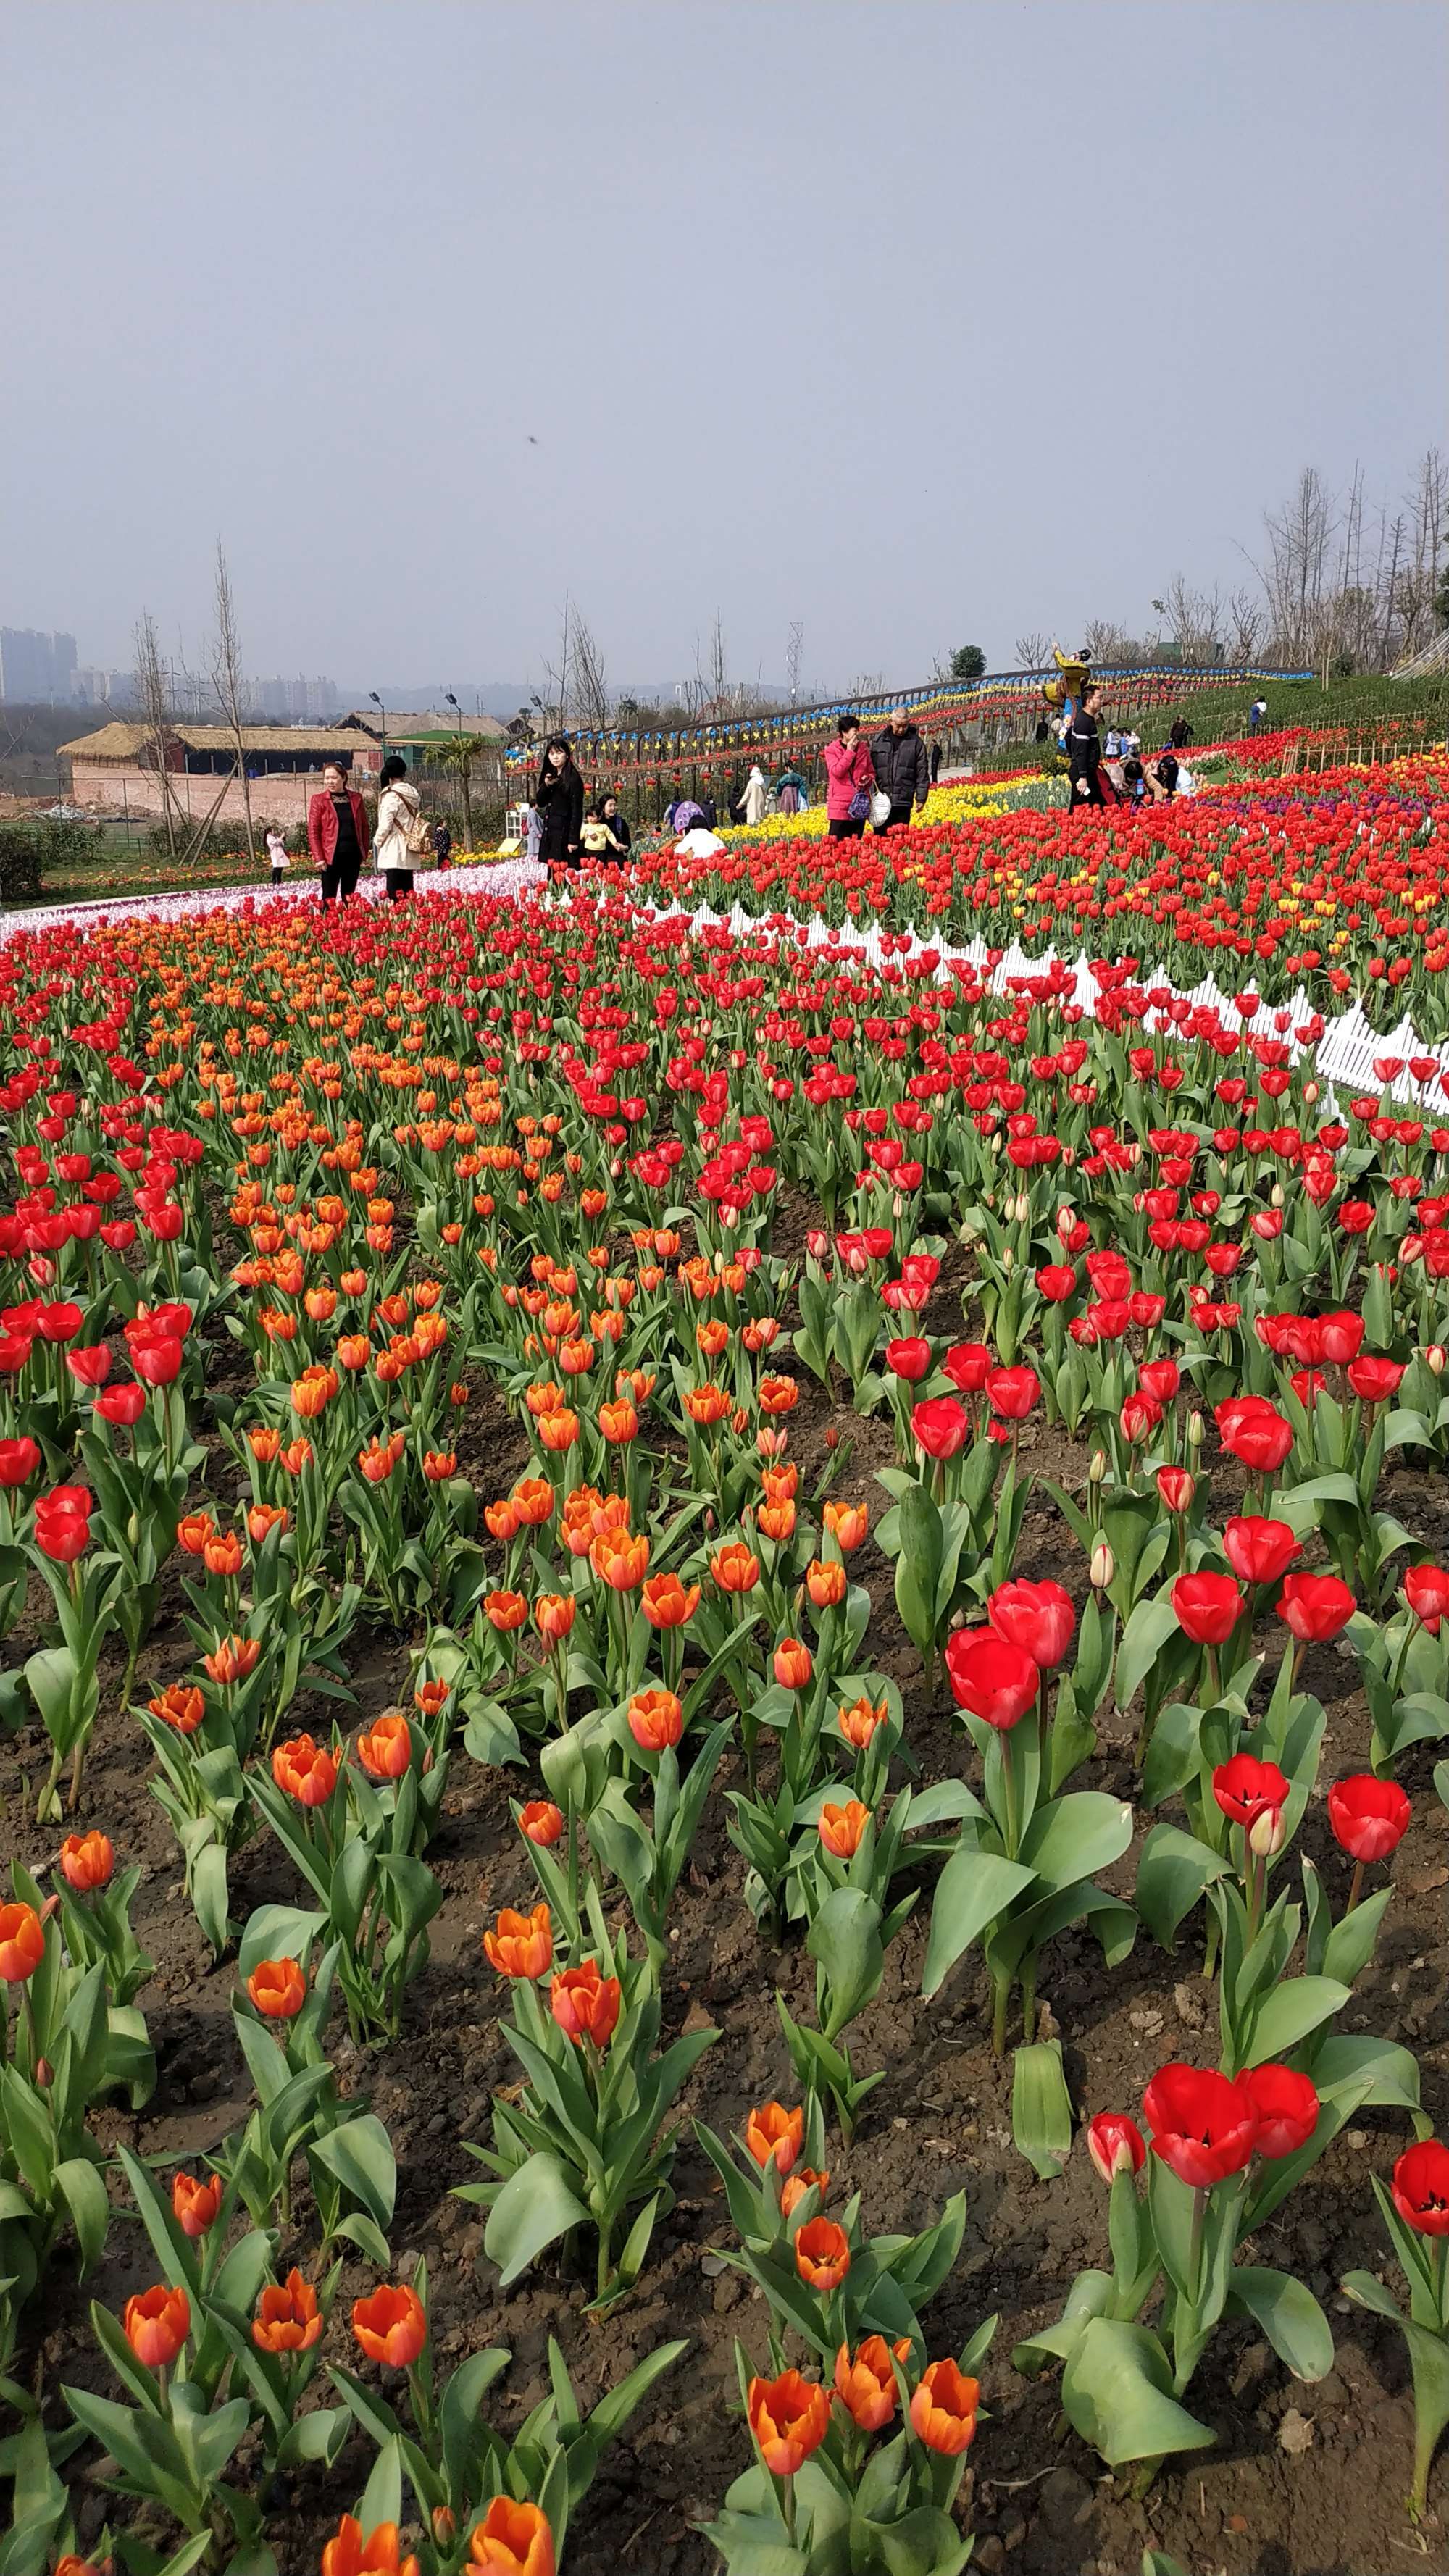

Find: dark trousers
<box><xmin>876</xmin><ymin>801</ymin><xmax>914</xmax><ymax>832</ymax></box>
<box><xmin>270</xmin><ymin>867</ymin><xmax>286</xmax><ymax>885</ymax></box>
<box><xmin>320</xmin><ymin>855</ymin><xmax>362</xmax><ymax>902</ymax></box>
<box><xmin>385</xmin><ymin>869</ymin><xmax>414</xmax><ymax>902</ymax></box>
<box><xmin>1069</xmin><ymin>770</ymin><xmax>1105</xmax><ymax>808</ymax></box>
<box><xmin>828</xmin><ymin>815</ymin><xmax>867</xmax><ymax>840</ymax></box>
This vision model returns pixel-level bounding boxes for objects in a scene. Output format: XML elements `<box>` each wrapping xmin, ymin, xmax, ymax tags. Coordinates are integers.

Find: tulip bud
<box><xmin>1090</xmin><ymin>1541</ymin><xmax>1114</xmax><ymax>1592</ymax></box>
<box><xmin>1000</xmin><ymin>1247</ymin><xmax>1014</xmax><ymax>1275</ymax></box>
<box><xmin>1427</xmin><ymin>1345</ymin><xmax>1446</xmax><ymax>1377</ymax></box>
<box><xmin>1088</xmin><ymin>1448</ymin><xmax>1107</xmax><ymax>1486</ymax></box>
<box><xmin>1248</xmin><ymin>1803</ymin><xmax>1287</xmax><ymax>1857</ymax></box>
<box><xmin>1303</xmin><ymin>1080</ymin><xmax>1320</xmax><ymax>1105</ymax></box>
<box><xmin>431</xmin><ymin>2507</ymin><xmax>457</xmax><ymax>2547</ymax></box>
<box><xmin>1014</xmin><ymin>1193</ymin><xmax>1031</xmax><ymax>1224</ymax></box>
<box><xmin>128</xmin><ymin>1510</ymin><xmax>141</xmax><ymax>1547</ymax></box>
<box><xmin>34</xmin><ymin>2057</ymin><xmax>54</xmax><ymax>2089</ymax></box>
<box><xmin>1187</xmin><ymin>1410</ymin><xmax>1205</xmax><ymax>1450</ymax></box>
<box><xmin>1271</xmin><ymin>1183</ymin><xmax>1285</xmax><ymax>1208</ymax></box>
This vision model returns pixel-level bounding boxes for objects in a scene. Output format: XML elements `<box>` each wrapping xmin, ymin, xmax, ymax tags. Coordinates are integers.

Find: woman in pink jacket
<box><xmin>822</xmin><ymin>714</ymin><xmax>876</xmax><ymax>840</ymax></box>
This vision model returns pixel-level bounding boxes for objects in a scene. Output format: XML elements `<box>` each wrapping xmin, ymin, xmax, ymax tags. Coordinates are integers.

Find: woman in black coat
<box><xmin>535</xmin><ymin>735</ymin><xmax>584</xmax><ymax>868</ymax></box>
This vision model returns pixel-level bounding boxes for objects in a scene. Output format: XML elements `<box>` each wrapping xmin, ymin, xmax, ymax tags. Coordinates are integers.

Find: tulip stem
<box><xmin>780</xmin><ymin>2474</ymin><xmax>797</xmax><ymax>2546</ymax></box>
<box><xmin>1345</xmin><ymin>1859</ymin><xmax>1366</xmax><ymax>1917</ymax></box>
<box><xmin>991</xmin><ymin>1970</ymin><xmax>1011</xmax><ymax>2059</ymax></box>
<box><xmin>68</xmin><ymin>1738</ymin><xmax>86</xmax><ymax>1814</ymax></box>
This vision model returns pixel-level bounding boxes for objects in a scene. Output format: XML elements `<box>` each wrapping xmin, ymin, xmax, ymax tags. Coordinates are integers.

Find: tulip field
<box><xmin>7</xmin><ymin>743</ymin><xmax>1449</xmax><ymax>2576</ymax></box>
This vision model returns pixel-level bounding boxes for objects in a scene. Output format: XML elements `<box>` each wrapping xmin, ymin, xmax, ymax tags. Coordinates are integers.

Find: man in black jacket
<box><xmin>1066</xmin><ymin>683</ymin><xmax>1106</xmax><ymax>810</ymax></box>
<box><xmin>870</xmin><ymin>707</ymin><xmax>930</xmax><ymax>830</ymax></box>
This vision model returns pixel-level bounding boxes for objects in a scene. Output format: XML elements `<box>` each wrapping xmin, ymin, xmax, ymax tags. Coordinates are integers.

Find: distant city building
<box><xmin>254</xmin><ymin>674</ymin><xmax>341</xmax><ymax>722</ymax></box>
<box><xmin>1</xmin><ymin>627</ymin><xmax>78</xmax><ymax>702</ymax></box>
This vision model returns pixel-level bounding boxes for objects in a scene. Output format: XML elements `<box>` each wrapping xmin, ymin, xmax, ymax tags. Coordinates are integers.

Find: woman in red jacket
<box><xmin>822</xmin><ymin>714</ymin><xmax>875</xmax><ymax>840</ymax></box>
<box><xmin>307</xmin><ymin>761</ymin><xmax>372</xmax><ymax>903</ymax></box>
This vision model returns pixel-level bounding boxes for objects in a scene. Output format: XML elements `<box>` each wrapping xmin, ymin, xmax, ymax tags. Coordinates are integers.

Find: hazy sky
<box><xmin>4</xmin><ymin>0</ymin><xmax>1445</xmax><ymax>695</ymax></box>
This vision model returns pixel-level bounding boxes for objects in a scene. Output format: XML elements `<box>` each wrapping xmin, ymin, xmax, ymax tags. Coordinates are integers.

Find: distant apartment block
<box><xmin>253</xmin><ymin>674</ymin><xmax>341</xmax><ymax>722</ymax></box>
<box><xmin>0</xmin><ymin>627</ymin><xmax>78</xmax><ymax>702</ymax></box>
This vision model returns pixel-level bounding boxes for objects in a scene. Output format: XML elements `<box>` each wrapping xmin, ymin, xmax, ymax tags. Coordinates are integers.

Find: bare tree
<box><xmin>567</xmin><ymin>607</ymin><xmax>611</xmax><ymax>730</ymax></box>
<box><xmin>1014</xmin><ymin>631</ymin><xmax>1052</xmax><ymax>671</ymax></box>
<box><xmin>1261</xmin><ymin>467</ymin><xmax>1335</xmax><ymax>666</ymax></box>
<box><xmin>1225</xmin><ymin>587</ymin><xmax>1264</xmax><ymax>663</ymax></box>
<box><xmin>210</xmin><ymin>541</ymin><xmax>257</xmax><ymax>869</ymax></box>
<box><xmin>845</xmin><ymin>669</ymin><xmax>886</xmax><ymax>699</ymax></box>
<box><xmin>1397</xmin><ymin>448</ymin><xmax>1448</xmax><ymax>660</ymax></box>
<box><xmin>1155</xmin><ymin>577</ymin><xmax>1224</xmax><ymax>666</ymax></box>
<box><xmin>133</xmin><ymin>609</ymin><xmax>180</xmax><ymax>861</ymax></box>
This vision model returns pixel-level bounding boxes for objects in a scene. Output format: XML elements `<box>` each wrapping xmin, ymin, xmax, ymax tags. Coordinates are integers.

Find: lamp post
<box><xmin>369</xmin><ymin>690</ymin><xmax>387</xmax><ymax>758</ymax></box>
<box><xmin>445</xmin><ymin>690</ymin><xmax>473</xmax><ymax>852</ymax></box>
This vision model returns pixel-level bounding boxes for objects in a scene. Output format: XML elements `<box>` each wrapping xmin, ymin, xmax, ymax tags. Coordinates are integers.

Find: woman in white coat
<box><xmin>740</xmin><ymin>762</ymin><xmax>768</xmax><ymax>826</ymax></box>
<box><xmin>375</xmin><ymin>754</ymin><xmax>423</xmax><ymax>902</ymax></box>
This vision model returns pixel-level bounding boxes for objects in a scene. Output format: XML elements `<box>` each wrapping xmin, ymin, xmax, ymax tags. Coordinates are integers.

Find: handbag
<box><xmin>869</xmin><ymin>790</ymin><xmax>893</xmax><ymax>829</ymax></box>
<box><xmin>847</xmin><ymin>788</ymin><xmax>870</xmax><ymax>822</ymax></box>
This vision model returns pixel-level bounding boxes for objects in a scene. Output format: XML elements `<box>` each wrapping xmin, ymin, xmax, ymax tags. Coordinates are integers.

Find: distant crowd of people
<box><xmin>285</xmin><ymin>684</ymin><xmax>1255</xmax><ymax>903</ymax></box>
<box><xmin>1063</xmin><ymin>685</ymin><xmax>1208</xmax><ymax>814</ymax></box>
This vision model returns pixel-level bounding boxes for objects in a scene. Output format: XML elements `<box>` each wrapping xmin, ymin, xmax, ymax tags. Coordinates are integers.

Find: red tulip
<box><xmin>1404</xmin><ymin>1563</ymin><xmax>1449</xmax><ymax>1633</ymax></box>
<box><xmin>1327</xmin><ymin>1773</ymin><xmax>1411</xmax><ymax>1863</ymax></box>
<box><xmin>1222</xmin><ymin>1516</ymin><xmax>1299</xmax><ymax>1586</ymax></box>
<box><xmin>941</xmin><ymin>1342</ymin><xmax>992</xmax><ymax>1394</ymax></box>
<box><xmin>1172</xmin><ymin>1571</ymin><xmax>1244</xmax><ymax>1646</ymax></box>
<box><xmin>987</xmin><ymin>1577</ymin><xmax>1074</xmax><ymax>1670</ymax></box>
<box><xmin>985</xmin><ymin>1363</ymin><xmax>1040</xmax><ymax>1420</ymax></box>
<box><xmin>944</xmin><ymin>1628</ymin><xmax>1040</xmax><ymax>1730</ymax></box>
<box><xmin>1215</xmin><ymin>1394</ymin><xmax>1293</xmax><ymax>1473</ymax></box>
<box><xmin>1277</xmin><ymin>1570</ymin><xmax>1354</xmax><ymax>1644</ymax></box>
<box><xmin>1142</xmin><ymin>2062</ymin><xmax>1258</xmax><ymax>2187</ymax></box>
<box><xmin>1392</xmin><ymin>2138</ymin><xmax>1449</xmax><ymax>2236</ymax></box>
<box><xmin>1347</xmin><ymin>1355</ymin><xmax>1404</xmax><ymax>1403</ymax></box>
<box><xmin>885</xmin><ymin>1337</ymin><xmax>932</xmax><ymax>1382</ymax></box>
<box><xmin>911</xmin><ymin>1396</ymin><xmax>969</xmax><ymax>1460</ymax></box>
<box><xmin>1156</xmin><ymin>1465</ymin><xmax>1195</xmax><ymax>1514</ymax></box>
<box><xmin>1240</xmin><ymin>2062</ymin><xmax>1319</xmax><ymax>2157</ymax></box>
<box><xmin>1212</xmin><ymin>1752</ymin><xmax>1290</xmax><ymax>1830</ymax></box>
<box><xmin>94</xmin><ymin>1380</ymin><xmax>147</xmax><ymax>1426</ymax></box>
<box><xmin>0</xmin><ymin>1437</ymin><xmax>41</xmax><ymax>1488</ymax></box>
<box><xmin>1087</xmin><ymin>2112</ymin><xmax>1145</xmax><ymax>2183</ymax></box>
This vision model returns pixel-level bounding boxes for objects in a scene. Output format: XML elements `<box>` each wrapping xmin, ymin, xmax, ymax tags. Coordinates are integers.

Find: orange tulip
<box><xmin>758</xmin><ymin>1500</ymin><xmax>796</xmax><ymax>1544</ymax></box>
<box><xmin>773</xmin><ymin>1636</ymin><xmax>814</xmax><ymax>1689</ymax></box>
<box><xmin>254</xmin><ymin>2266</ymin><xmax>323</xmax><ymax>2351</ymax></box>
<box><xmin>484</xmin><ymin>1498</ymin><xmax>521</xmax><ymax>1542</ymax></box>
<box><xmin>123</xmin><ymin>2280</ymin><xmax>190</xmax><ymax>2368</ymax></box>
<box><xmin>149</xmin><ymin>1680</ymin><xmax>204</xmax><ymax>1733</ymax></box>
<box><xmin>684</xmin><ymin>1384</ymin><xmax>732</xmax><ymax>1427</ymax></box>
<box><xmin>484</xmin><ymin>1589</ymin><xmax>528</xmax><ymax>1632</ymax></box>
<box><xmin>909</xmin><ymin>2357</ymin><xmax>980</xmax><ymax>2455</ymax></box>
<box><xmin>414</xmin><ymin>1678</ymin><xmax>449</xmax><ymax>1718</ymax></box>
<box><xmin>640</xmin><ymin>1569</ymin><xmax>700</xmax><ymax>1627</ymax></box>
<box><xmin>484</xmin><ymin>1902</ymin><xmax>554</xmax><ymax>1979</ymax></box>
<box><xmin>598</xmin><ymin>1398</ymin><xmax>638</xmax><ymax>1443</ymax></box>
<box><xmin>795</xmin><ymin>2215</ymin><xmax>851</xmax><ymax>2290</ymax></box>
<box><xmin>248</xmin><ymin>1426</ymin><xmax>283</xmax><ymax>1463</ymax></box>
<box><xmin>466</xmin><ymin>2497</ymin><xmax>555</xmax><ymax>2576</ymax></box>
<box><xmin>762</xmin><ymin>1463</ymin><xmax>799</xmax><ymax>1502</ymax></box>
<box><xmin>590</xmin><ymin>1529</ymin><xmax>650</xmax><ymax>1589</ymax></box>
<box><xmin>835</xmin><ymin>2333</ymin><xmax>899</xmax><ymax>2432</ymax></box>
<box><xmin>549</xmin><ymin>1957</ymin><xmax>622</xmax><ymax>2048</ymax></box>
<box><xmin>518</xmin><ymin>1799</ymin><xmax>564</xmax><ymax>1846</ymax></box>
<box><xmin>537</xmin><ymin>1408</ymin><xmax>579</xmax><ymax>1454</ymax></box>
<box><xmin>806</xmin><ymin>1557</ymin><xmax>848</xmax><ymax>1608</ymax></box>
<box><xmin>711</xmin><ymin>1540</ymin><xmax>760</xmax><ymax>1594</ymax></box>
<box><xmin>780</xmin><ymin>2165</ymin><xmax>830</xmax><ymax>2219</ymax></box>
<box><xmin>533</xmin><ymin>1591</ymin><xmax>577</xmax><ymax>1642</ymax></box>
<box><xmin>819</xmin><ymin>1799</ymin><xmax>871</xmax><ymax>1859</ymax></box>
<box><xmin>337</xmin><ymin>1334</ymin><xmax>372</xmax><ymax>1371</ymax></box>
<box><xmin>273</xmin><ymin>1732</ymin><xmax>338</xmax><ymax>1807</ymax></box>
<box><xmin>838</xmin><ymin>1693</ymin><xmax>888</xmax><ymax>1751</ymax></box>
<box><xmin>746</xmin><ymin>2100</ymin><xmax>803</xmax><ymax>2174</ymax></box>
<box><xmin>747</xmin><ymin>2369</ymin><xmax>831</xmax><ymax>2476</ymax></box>
<box><xmin>177</xmin><ymin>1510</ymin><xmax>215</xmax><ymax>1556</ymax></box>
<box><xmin>247</xmin><ymin>1502</ymin><xmax>289</xmax><ymax>1544</ymax></box>
<box><xmin>823</xmin><ymin>1500</ymin><xmax>869</xmax><ymax>1552</ymax></box>
<box><xmin>356</xmin><ymin>1712</ymin><xmax>412</xmax><ymax>1778</ymax></box>
<box><xmin>247</xmin><ymin>1956</ymin><xmax>307</xmax><ymax>2018</ymax></box>
<box><xmin>172</xmin><ymin>2170</ymin><xmax>222</xmax><ymax>2238</ymax></box>
<box><xmin>422</xmin><ymin>1450</ymin><xmax>457</xmax><ymax>1481</ymax></box>
<box><xmin>321</xmin><ymin>2514</ymin><xmax>420</xmax><ymax>2576</ymax></box>
<box><xmin>0</xmin><ymin>1902</ymin><xmax>44</xmax><ymax>1983</ymax></box>
<box><xmin>204</xmin><ymin>1634</ymin><xmax>262</xmax><ymax>1686</ymax></box>
<box><xmin>351</xmin><ymin>2280</ymin><xmax>427</xmax><ymax>2367</ymax></box>
<box><xmin>59</xmin><ymin>1829</ymin><xmax>114</xmax><ymax>1891</ymax></box>
<box><xmin>627</xmin><ymin>1688</ymin><xmax>682</xmax><ymax>1751</ymax></box>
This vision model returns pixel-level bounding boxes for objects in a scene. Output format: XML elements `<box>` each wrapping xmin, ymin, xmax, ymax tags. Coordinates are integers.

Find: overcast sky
<box><xmin>4</xmin><ymin>0</ymin><xmax>1445</xmax><ymax>695</ymax></box>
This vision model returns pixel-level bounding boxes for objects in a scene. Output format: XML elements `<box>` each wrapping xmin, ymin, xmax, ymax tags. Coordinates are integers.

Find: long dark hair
<box><xmin>537</xmin><ymin>732</ymin><xmax>578</xmax><ymax>797</ymax></box>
